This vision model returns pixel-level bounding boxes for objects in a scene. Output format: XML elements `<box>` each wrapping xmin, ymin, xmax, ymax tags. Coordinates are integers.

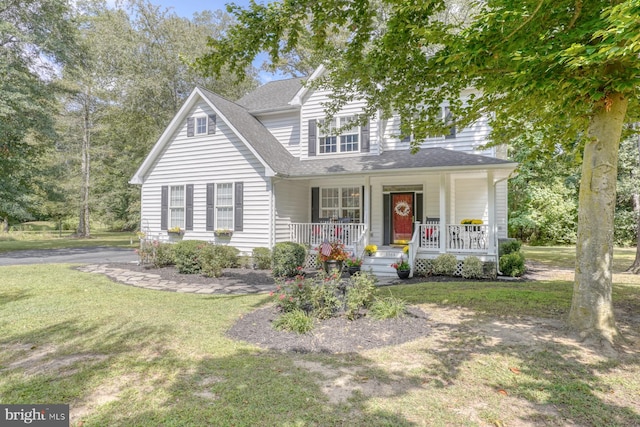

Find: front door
<box><xmin>391</xmin><ymin>193</ymin><xmax>413</xmax><ymax>244</ymax></box>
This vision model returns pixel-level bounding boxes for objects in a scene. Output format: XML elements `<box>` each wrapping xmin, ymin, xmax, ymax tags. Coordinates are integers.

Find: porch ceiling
<box><xmin>281</xmin><ymin>147</ymin><xmax>517</xmax><ymax>179</ymax></box>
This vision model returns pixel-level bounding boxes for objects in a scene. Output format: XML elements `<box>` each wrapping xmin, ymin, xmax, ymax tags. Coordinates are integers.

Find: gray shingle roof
<box><xmin>203</xmin><ymin>84</ymin><xmax>515</xmax><ymax>179</ymax></box>
<box><xmin>236</xmin><ymin>77</ymin><xmax>306</xmax><ymax>112</ymax></box>
<box><xmin>199</xmin><ymin>87</ymin><xmax>295</xmax><ymax>175</ymax></box>
<box><xmin>284</xmin><ymin>148</ymin><xmax>516</xmax><ymax>177</ymax></box>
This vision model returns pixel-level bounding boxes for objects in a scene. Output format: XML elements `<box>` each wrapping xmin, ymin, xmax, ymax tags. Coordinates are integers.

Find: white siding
<box><xmin>274</xmin><ymin>180</ymin><xmax>309</xmax><ymax>243</ymax></box>
<box><xmin>452</xmin><ymin>177</ymin><xmax>489</xmax><ymax>224</ymax></box>
<box><xmin>140</xmin><ymin>100</ymin><xmax>271</xmax><ymax>254</ymax></box>
<box><xmin>382</xmin><ymin>110</ymin><xmax>494</xmax><ymax>155</ymax></box>
<box><xmin>300</xmin><ymin>88</ymin><xmax>379</xmax><ymax>159</ymax></box>
<box><xmin>255</xmin><ymin>111</ymin><xmax>300</xmax><ymax>156</ymax></box>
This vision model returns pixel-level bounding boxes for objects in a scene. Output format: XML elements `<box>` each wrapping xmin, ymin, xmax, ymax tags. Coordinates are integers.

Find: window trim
<box><xmin>195</xmin><ymin>116</ymin><xmax>208</xmax><ymax>135</ymax></box>
<box><xmin>168</xmin><ymin>185</ymin><xmax>186</xmax><ymax>229</ymax></box>
<box><xmin>317</xmin><ymin>116</ymin><xmax>360</xmax><ymax>155</ymax></box>
<box><xmin>214</xmin><ymin>182</ymin><xmax>234</xmax><ymax>231</ymax></box>
<box><xmin>319</xmin><ymin>186</ymin><xmax>362</xmax><ymax>222</ymax></box>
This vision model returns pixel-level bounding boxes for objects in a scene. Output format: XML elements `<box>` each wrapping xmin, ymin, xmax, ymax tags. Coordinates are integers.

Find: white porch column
<box><xmin>439</xmin><ymin>173</ymin><xmax>447</xmax><ymax>253</ymax></box>
<box><xmin>487</xmin><ymin>171</ymin><xmax>496</xmax><ymax>255</ymax></box>
<box><xmin>364</xmin><ymin>176</ymin><xmax>371</xmax><ymax>247</ymax></box>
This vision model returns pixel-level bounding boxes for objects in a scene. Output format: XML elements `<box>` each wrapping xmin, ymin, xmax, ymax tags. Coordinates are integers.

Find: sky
<box><xmin>148</xmin><ymin>0</ymin><xmax>255</xmax><ymax>18</ymax></box>
<box><xmin>146</xmin><ymin>0</ymin><xmax>283</xmax><ymax>83</ymax></box>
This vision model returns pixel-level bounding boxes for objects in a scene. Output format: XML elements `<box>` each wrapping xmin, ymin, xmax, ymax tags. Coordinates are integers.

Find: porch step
<box><xmin>362</xmin><ymin>250</ymin><xmax>406</xmax><ymax>277</ymax></box>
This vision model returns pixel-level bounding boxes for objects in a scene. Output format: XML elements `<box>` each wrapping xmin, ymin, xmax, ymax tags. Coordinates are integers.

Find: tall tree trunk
<box><xmin>2</xmin><ymin>216</ymin><xmax>8</xmax><ymax>233</ymax></box>
<box><xmin>568</xmin><ymin>92</ymin><xmax>628</xmax><ymax>345</ymax></box>
<box><xmin>77</xmin><ymin>88</ymin><xmax>91</xmax><ymax>237</ymax></box>
<box><xmin>627</xmin><ymin>130</ymin><xmax>640</xmax><ymax>273</ymax></box>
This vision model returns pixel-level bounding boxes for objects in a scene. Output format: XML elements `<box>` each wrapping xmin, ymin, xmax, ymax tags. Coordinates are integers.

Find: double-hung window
<box><xmin>320</xmin><ymin>187</ymin><xmax>361</xmax><ymax>221</ymax></box>
<box><xmin>216</xmin><ymin>183</ymin><xmax>233</xmax><ymax>230</ymax></box>
<box><xmin>318</xmin><ymin>118</ymin><xmax>338</xmax><ymax>153</ymax></box>
<box><xmin>169</xmin><ymin>185</ymin><xmax>185</xmax><ymax>228</ymax></box>
<box><xmin>339</xmin><ymin>116</ymin><xmax>359</xmax><ymax>152</ymax></box>
<box><xmin>318</xmin><ymin>116</ymin><xmax>359</xmax><ymax>154</ymax></box>
<box><xmin>196</xmin><ymin>116</ymin><xmax>207</xmax><ymax>135</ymax></box>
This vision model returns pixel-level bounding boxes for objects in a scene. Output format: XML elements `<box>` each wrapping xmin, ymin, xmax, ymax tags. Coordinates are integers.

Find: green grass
<box><xmin>0</xmin><ymin>231</ymin><xmax>137</xmax><ymax>252</ymax></box>
<box><xmin>389</xmin><ymin>280</ymin><xmax>573</xmax><ymax>318</ymax></box>
<box><xmin>522</xmin><ymin>245</ymin><xmax>638</xmax><ymax>272</ymax></box>
<box><xmin>1</xmin><ymin>248</ymin><xmax>640</xmax><ymax>426</ymax></box>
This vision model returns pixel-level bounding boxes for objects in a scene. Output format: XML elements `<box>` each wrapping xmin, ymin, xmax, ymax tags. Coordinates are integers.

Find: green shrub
<box><xmin>500</xmin><ymin>251</ymin><xmax>526</xmax><ymax>277</ymax></box>
<box><xmin>272</xmin><ymin>309</ymin><xmax>314</xmax><ymax>334</ymax></box>
<box><xmin>462</xmin><ymin>256</ymin><xmax>484</xmax><ymax>279</ymax></box>
<box><xmin>370</xmin><ymin>295</ymin><xmax>407</xmax><ymax>319</ymax></box>
<box><xmin>345</xmin><ymin>272</ymin><xmax>377</xmax><ymax>320</ymax></box>
<box><xmin>272</xmin><ymin>241</ymin><xmax>306</xmax><ymax>277</ymax></box>
<box><xmin>433</xmin><ymin>254</ymin><xmax>458</xmax><ymax>276</ymax></box>
<box><xmin>308</xmin><ymin>277</ymin><xmax>341</xmax><ymax>320</ymax></box>
<box><xmin>252</xmin><ymin>247</ymin><xmax>272</xmax><ymax>270</ymax></box>
<box><xmin>499</xmin><ymin>239</ymin><xmax>522</xmax><ymax>257</ymax></box>
<box><xmin>272</xmin><ymin>271</ymin><xmax>340</xmax><ymax>319</ymax></box>
<box><xmin>173</xmin><ymin>240</ymin><xmax>207</xmax><ymax>274</ymax></box>
<box><xmin>198</xmin><ymin>245</ymin><xmax>224</xmax><ymax>278</ymax></box>
<box><xmin>483</xmin><ymin>261</ymin><xmax>497</xmax><ymax>280</ymax></box>
<box><xmin>212</xmin><ymin>245</ymin><xmax>239</xmax><ymax>268</ymax></box>
<box><xmin>154</xmin><ymin>242</ymin><xmax>175</xmax><ymax>267</ymax></box>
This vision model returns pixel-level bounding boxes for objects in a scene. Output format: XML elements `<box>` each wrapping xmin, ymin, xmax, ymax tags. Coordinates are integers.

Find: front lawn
<box><xmin>0</xmin><ymin>231</ymin><xmax>137</xmax><ymax>253</ymax></box>
<box><xmin>1</xmin><ymin>263</ymin><xmax>639</xmax><ymax>426</ymax></box>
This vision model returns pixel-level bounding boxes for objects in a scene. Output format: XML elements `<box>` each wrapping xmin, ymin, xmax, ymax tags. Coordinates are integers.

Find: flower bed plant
<box><xmin>270</xmin><ymin>270</ymin><xmax>407</xmax><ymax>333</ymax></box>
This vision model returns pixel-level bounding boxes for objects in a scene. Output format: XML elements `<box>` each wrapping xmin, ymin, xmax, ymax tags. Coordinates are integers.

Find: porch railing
<box><xmin>417</xmin><ymin>223</ymin><xmax>489</xmax><ymax>252</ymax></box>
<box><xmin>289</xmin><ymin>222</ymin><xmax>367</xmax><ymax>249</ymax></box>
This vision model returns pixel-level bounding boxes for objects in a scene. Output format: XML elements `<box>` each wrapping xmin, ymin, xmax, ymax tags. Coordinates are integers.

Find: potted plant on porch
<box><xmin>344</xmin><ymin>256</ymin><xmax>363</xmax><ymax>276</ymax></box>
<box><xmin>317</xmin><ymin>240</ymin><xmax>349</xmax><ymax>274</ymax></box>
<box><xmin>391</xmin><ymin>256</ymin><xmax>411</xmax><ymax>279</ymax></box>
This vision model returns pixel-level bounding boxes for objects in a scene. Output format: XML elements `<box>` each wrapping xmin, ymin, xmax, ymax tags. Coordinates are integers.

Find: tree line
<box><xmin>1</xmin><ymin>0</ymin><xmax>257</xmax><ymax>235</ymax></box>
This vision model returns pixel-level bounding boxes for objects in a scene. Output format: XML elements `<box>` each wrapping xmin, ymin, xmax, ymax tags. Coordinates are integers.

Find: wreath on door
<box><xmin>394</xmin><ymin>200</ymin><xmax>411</xmax><ymax>217</ymax></box>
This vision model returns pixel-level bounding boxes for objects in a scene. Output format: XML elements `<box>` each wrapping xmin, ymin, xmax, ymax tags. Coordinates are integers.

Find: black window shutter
<box><xmin>361</xmin><ymin>121</ymin><xmax>370</xmax><ymax>152</ymax></box>
<box><xmin>234</xmin><ymin>182</ymin><xmax>243</xmax><ymax>232</ymax></box>
<box><xmin>311</xmin><ymin>187</ymin><xmax>319</xmax><ymax>223</ymax></box>
<box><xmin>185</xmin><ymin>184</ymin><xmax>194</xmax><ymax>230</ymax></box>
<box><xmin>208</xmin><ymin>114</ymin><xmax>216</xmax><ymax>135</ymax></box>
<box><xmin>308</xmin><ymin>119</ymin><xmax>316</xmax><ymax>156</ymax></box>
<box><xmin>187</xmin><ymin>117</ymin><xmax>194</xmax><ymax>137</ymax></box>
<box><xmin>160</xmin><ymin>186</ymin><xmax>168</xmax><ymax>230</ymax></box>
<box><xmin>206</xmin><ymin>183</ymin><xmax>214</xmax><ymax>231</ymax></box>
<box><xmin>416</xmin><ymin>193</ymin><xmax>424</xmax><ymax>225</ymax></box>
<box><xmin>383</xmin><ymin>194</ymin><xmax>391</xmax><ymax>245</ymax></box>
<box><xmin>361</xmin><ymin>186</ymin><xmax>365</xmax><ymax>223</ymax></box>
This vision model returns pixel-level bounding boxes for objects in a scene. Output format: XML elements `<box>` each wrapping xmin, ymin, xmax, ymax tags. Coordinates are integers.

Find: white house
<box><xmin>130</xmin><ymin>67</ymin><xmax>517</xmax><ymax>276</ymax></box>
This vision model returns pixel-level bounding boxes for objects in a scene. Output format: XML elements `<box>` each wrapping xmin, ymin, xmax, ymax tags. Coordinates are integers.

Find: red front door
<box><xmin>392</xmin><ymin>193</ymin><xmax>413</xmax><ymax>244</ymax></box>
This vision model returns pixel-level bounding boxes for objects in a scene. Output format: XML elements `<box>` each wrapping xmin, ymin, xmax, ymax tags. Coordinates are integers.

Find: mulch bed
<box><xmin>103</xmin><ymin>263</ymin><xmax>521</xmax><ymax>353</ymax></box>
<box><xmin>226</xmin><ymin>305</ymin><xmax>431</xmax><ymax>354</ymax></box>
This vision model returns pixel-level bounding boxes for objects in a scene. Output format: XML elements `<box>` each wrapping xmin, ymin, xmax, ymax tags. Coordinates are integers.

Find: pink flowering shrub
<box><xmin>271</xmin><ymin>268</ymin><xmax>342</xmax><ymax>319</ymax></box>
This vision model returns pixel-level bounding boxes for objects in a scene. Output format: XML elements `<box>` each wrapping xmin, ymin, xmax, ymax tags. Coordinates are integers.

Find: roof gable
<box><xmin>130</xmin><ymin>87</ymin><xmax>296</xmax><ymax>184</ymax></box>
